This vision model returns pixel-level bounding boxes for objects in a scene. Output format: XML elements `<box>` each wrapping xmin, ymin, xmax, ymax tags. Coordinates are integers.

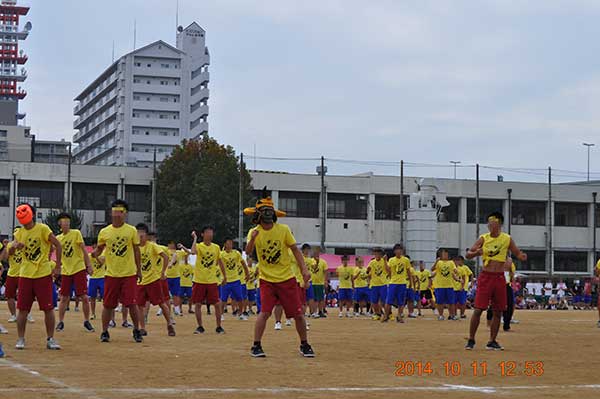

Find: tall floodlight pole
<box><xmin>450</xmin><ymin>161</ymin><xmax>461</xmax><ymax>179</ymax></box>
<box><xmin>583</xmin><ymin>143</ymin><xmax>595</xmax><ymax>181</ymax></box>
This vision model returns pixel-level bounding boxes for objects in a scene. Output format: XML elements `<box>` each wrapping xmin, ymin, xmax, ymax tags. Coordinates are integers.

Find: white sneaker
<box><xmin>274</xmin><ymin>322</ymin><xmax>282</xmax><ymax>330</ymax></box>
<box><xmin>220</xmin><ymin>315</ymin><xmax>225</xmax><ymax>322</ymax></box>
<box><xmin>174</xmin><ymin>307</ymin><xmax>182</xmax><ymax>316</ymax></box>
<box><xmin>437</xmin><ymin>316</ymin><xmax>445</xmax><ymax>321</ymax></box>
<box><xmin>27</xmin><ymin>314</ymin><xmax>35</xmax><ymax>323</ymax></box>
<box><xmin>338</xmin><ymin>312</ymin><xmax>343</xmax><ymax>318</ymax></box>
<box><xmin>311</xmin><ymin>313</ymin><xmax>320</xmax><ymax>319</ymax></box>
<box><xmin>306</xmin><ymin>321</ymin><xmax>310</xmax><ymax>331</ymax></box>
<box><xmin>511</xmin><ymin>319</ymin><xmax>520</xmax><ymax>324</ymax></box>
<box><xmin>170</xmin><ymin>316</ymin><xmax>176</xmax><ymax>325</ymax></box>
<box><xmin>285</xmin><ymin>319</ymin><xmax>292</xmax><ymax>326</ymax></box>
<box><xmin>8</xmin><ymin>315</ymin><xmax>17</xmax><ymax>323</ymax></box>
<box><xmin>346</xmin><ymin>312</ymin><xmax>353</xmax><ymax>318</ymax></box>
<box><xmin>116</xmin><ymin>305</ymin><xmax>122</xmax><ymax>313</ymax></box>
<box><xmin>433</xmin><ymin>309</ymin><xmax>439</xmax><ymax>315</ymax></box>
<box><xmin>240</xmin><ymin>314</ymin><xmax>249</xmax><ymax>321</ymax></box>
<box><xmin>156</xmin><ymin>308</ymin><xmax>163</xmax><ymax>316</ymax></box>
<box><xmin>46</xmin><ymin>337</ymin><xmax>61</xmax><ymax>350</ymax></box>
<box><xmin>0</xmin><ymin>325</ymin><xmax>8</xmax><ymax>334</ymax></box>
<box><xmin>15</xmin><ymin>337</ymin><xmax>25</xmax><ymax>350</ymax></box>
<box><xmin>74</xmin><ymin>307</ymin><xmax>80</xmax><ymax>313</ymax></box>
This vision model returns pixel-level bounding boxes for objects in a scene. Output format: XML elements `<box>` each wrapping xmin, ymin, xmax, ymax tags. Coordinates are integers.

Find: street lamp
<box><xmin>450</xmin><ymin>161</ymin><xmax>461</xmax><ymax>179</ymax></box>
<box><xmin>583</xmin><ymin>143</ymin><xmax>595</xmax><ymax>181</ymax></box>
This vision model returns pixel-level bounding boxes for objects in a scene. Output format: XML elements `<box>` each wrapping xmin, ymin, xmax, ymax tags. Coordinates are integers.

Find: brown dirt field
<box><xmin>0</xmin><ymin>305</ymin><xmax>599</xmax><ymax>399</ymax></box>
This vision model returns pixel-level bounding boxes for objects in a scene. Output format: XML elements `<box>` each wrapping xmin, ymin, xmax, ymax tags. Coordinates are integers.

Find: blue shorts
<box><xmin>305</xmin><ymin>283</ymin><xmax>314</xmax><ymax>301</ymax></box>
<box><xmin>247</xmin><ymin>288</ymin><xmax>257</xmax><ymax>302</ymax></box>
<box><xmin>339</xmin><ymin>288</ymin><xmax>353</xmax><ymax>301</ymax></box>
<box><xmin>256</xmin><ymin>288</ymin><xmax>261</xmax><ymax>312</ymax></box>
<box><xmin>221</xmin><ymin>280</ymin><xmax>243</xmax><ymax>302</ymax></box>
<box><xmin>435</xmin><ymin>288</ymin><xmax>456</xmax><ymax>305</ymax></box>
<box><xmin>370</xmin><ymin>285</ymin><xmax>388</xmax><ymax>304</ymax></box>
<box><xmin>455</xmin><ymin>290</ymin><xmax>467</xmax><ymax>305</ymax></box>
<box><xmin>178</xmin><ymin>286</ymin><xmax>193</xmax><ymax>298</ymax></box>
<box><xmin>168</xmin><ymin>278</ymin><xmax>181</xmax><ymax>296</ymax></box>
<box><xmin>241</xmin><ymin>284</ymin><xmax>248</xmax><ymax>300</ymax></box>
<box><xmin>573</xmin><ymin>295</ymin><xmax>582</xmax><ymax>303</ymax></box>
<box><xmin>406</xmin><ymin>288</ymin><xmax>415</xmax><ymax>304</ymax></box>
<box><xmin>354</xmin><ymin>287</ymin><xmax>370</xmax><ymax>303</ymax></box>
<box><xmin>584</xmin><ymin>295</ymin><xmax>592</xmax><ymax>304</ymax></box>
<box><xmin>386</xmin><ymin>284</ymin><xmax>407</xmax><ymax>306</ymax></box>
<box><xmin>88</xmin><ymin>278</ymin><xmax>104</xmax><ymax>299</ymax></box>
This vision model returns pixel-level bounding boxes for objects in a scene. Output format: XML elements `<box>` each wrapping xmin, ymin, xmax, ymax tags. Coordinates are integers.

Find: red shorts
<box><xmin>161</xmin><ymin>279</ymin><xmax>171</xmax><ymax>302</ymax></box>
<box><xmin>297</xmin><ymin>282</ymin><xmax>306</xmax><ymax>305</ymax></box>
<box><xmin>17</xmin><ymin>275</ymin><xmax>54</xmax><ymax>311</ymax></box>
<box><xmin>260</xmin><ymin>278</ymin><xmax>303</xmax><ymax>318</ymax></box>
<box><xmin>474</xmin><ymin>271</ymin><xmax>507</xmax><ymax>311</ymax></box>
<box><xmin>104</xmin><ymin>275</ymin><xmax>137</xmax><ymax>308</ymax></box>
<box><xmin>60</xmin><ymin>269</ymin><xmax>88</xmax><ymax>297</ymax></box>
<box><xmin>5</xmin><ymin>275</ymin><xmax>19</xmax><ymax>299</ymax></box>
<box><xmin>192</xmin><ymin>283</ymin><xmax>219</xmax><ymax>305</ymax></box>
<box><xmin>136</xmin><ymin>280</ymin><xmax>165</xmax><ymax>307</ymax></box>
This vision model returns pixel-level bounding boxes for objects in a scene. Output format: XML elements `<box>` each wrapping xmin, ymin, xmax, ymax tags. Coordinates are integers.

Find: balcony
<box><xmin>131</xmin><ymin>116</ymin><xmax>180</xmax><ymax>129</ymax></box>
<box><xmin>75</xmin><ymin>74</ymin><xmax>118</xmax><ymax>115</ymax></box>
<box><xmin>132</xmin><ymin>83</ymin><xmax>181</xmax><ymax>95</ymax></box>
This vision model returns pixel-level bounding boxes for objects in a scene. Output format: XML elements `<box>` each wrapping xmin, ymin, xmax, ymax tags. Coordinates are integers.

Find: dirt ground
<box><xmin>0</xmin><ymin>304</ymin><xmax>598</xmax><ymax>399</ymax></box>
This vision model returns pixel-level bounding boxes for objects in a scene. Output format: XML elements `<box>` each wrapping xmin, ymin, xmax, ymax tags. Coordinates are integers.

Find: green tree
<box><xmin>44</xmin><ymin>209</ymin><xmax>84</xmax><ymax>235</ymax></box>
<box><xmin>156</xmin><ymin>137</ymin><xmax>253</xmax><ymax>247</ymax></box>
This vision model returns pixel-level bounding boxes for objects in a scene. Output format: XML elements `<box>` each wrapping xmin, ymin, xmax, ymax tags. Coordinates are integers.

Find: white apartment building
<box><xmin>72</xmin><ymin>23</ymin><xmax>210</xmax><ymax>167</ymax></box>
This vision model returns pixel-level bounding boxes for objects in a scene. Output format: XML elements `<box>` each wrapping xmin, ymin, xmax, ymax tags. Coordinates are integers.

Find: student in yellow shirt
<box><xmin>366</xmin><ymin>248</ymin><xmax>388</xmax><ymax>320</ymax></box>
<box><xmin>88</xmin><ymin>244</ymin><xmax>105</xmax><ymax>321</ymax></box>
<box><xmin>454</xmin><ymin>256</ymin><xmax>473</xmax><ymax>319</ymax></box>
<box><xmin>93</xmin><ymin>199</ymin><xmax>143</xmax><ymax>344</ymax></box>
<box><xmin>336</xmin><ymin>255</ymin><xmax>355</xmax><ymax>318</ymax></box>
<box><xmin>177</xmin><ymin>253</ymin><xmax>195</xmax><ymax>315</ymax></box>
<box><xmin>382</xmin><ymin>244</ymin><xmax>412</xmax><ymax>323</ymax></box>
<box><xmin>245</xmin><ymin>259</ymin><xmax>259</xmax><ymax>313</ymax></box>
<box><xmin>245</xmin><ymin>189</ymin><xmax>314</xmax><ymax>357</ymax></box>
<box><xmin>406</xmin><ymin>257</ymin><xmax>418</xmax><ymax>318</ymax></box>
<box><xmin>416</xmin><ymin>261</ymin><xmax>432</xmax><ymax>316</ymax></box>
<box><xmin>3</xmin><ymin>228</ymin><xmax>23</xmax><ymax>324</ymax></box>
<box><xmin>166</xmin><ymin>241</ymin><xmax>182</xmax><ymax>315</ymax></box>
<box><xmin>431</xmin><ymin>248</ymin><xmax>461</xmax><ymax>321</ymax></box>
<box><xmin>11</xmin><ymin>203</ymin><xmax>63</xmax><ymax>350</ymax></box>
<box><xmin>301</xmin><ymin>243</ymin><xmax>317</xmax><ymax>317</ymax></box>
<box><xmin>55</xmin><ymin>212</ymin><xmax>94</xmax><ymax>333</ymax></box>
<box><xmin>220</xmin><ymin>238</ymin><xmax>249</xmax><ymax>321</ymax></box>
<box><xmin>352</xmin><ymin>256</ymin><xmax>370</xmax><ymax>315</ymax></box>
<box><xmin>238</xmin><ymin>251</ymin><xmax>251</xmax><ymax>320</ymax></box>
<box><xmin>310</xmin><ymin>246</ymin><xmax>328</xmax><ymax>318</ymax></box>
<box><xmin>190</xmin><ymin>226</ymin><xmax>227</xmax><ymax>334</ymax></box>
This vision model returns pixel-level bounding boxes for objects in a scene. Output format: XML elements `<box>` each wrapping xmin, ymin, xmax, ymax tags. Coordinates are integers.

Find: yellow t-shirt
<box><xmin>97</xmin><ymin>223</ymin><xmax>140</xmax><ymax>278</ymax></box>
<box><xmin>221</xmin><ymin>250</ymin><xmax>242</xmax><ymax>282</ymax></box>
<box><xmin>408</xmin><ymin>266</ymin><xmax>417</xmax><ymax>289</ymax></box>
<box><xmin>462</xmin><ymin>265</ymin><xmax>473</xmax><ymax>290</ymax></box>
<box><xmin>238</xmin><ymin>258</ymin><xmax>247</xmax><ymax>284</ymax></box>
<box><xmin>139</xmin><ymin>241</ymin><xmax>164</xmax><ymax>285</ymax></box>
<box><xmin>176</xmin><ymin>249</ymin><xmax>187</xmax><ymax>264</ymax></box>
<box><xmin>180</xmin><ymin>263</ymin><xmax>194</xmax><ymax>287</ymax></box>
<box><xmin>7</xmin><ymin>242</ymin><xmax>24</xmax><ymax>278</ymax></box>
<box><xmin>247</xmin><ymin>223</ymin><xmax>296</xmax><ymax>283</ymax></box>
<box><xmin>417</xmin><ymin>269</ymin><xmax>431</xmax><ymax>291</ymax></box>
<box><xmin>57</xmin><ymin>229</ymin><xmax>86</xmax><ymax>276</ymax></box>
<box><xmin>388</xmin><ymin>256</ymin><xmax>411</xmax><ymax>285</ymax></box>
<box><xmin>337</xmin><ymin>266</ymin><xmax>354</xmax><ymax>289</ymax></box>
<box><xmin>289</xmin><ymin>249</ymin><xmax>304</xmax><ymax>287</ymax></box>
<box><xmin>353</xmin><ymin>267</ymin><xmax>369</xmax><ymax>288</ymax></box>
<box><xmin>596</xmin><ymin>260</ymin><xmax>600</xmax><ymax>276</ymax></box>
<box><xmin>193</xmin><ymin>242</ymin><xmax>221</xmax><ymax>284</ymax></box>
<box><xmin>90</xmin><ymin>250</ymin><xmax>106</xmax><ymax>279</ymax></box>
<box><xmin>453</xmin><ymin>265</ymin><xmax>468</xmax><ymax>291</ymax></box>
<box><xmin>246</xmin><ymin>264</ymin><xmax>258</xmax><ymax>289</ymax></box>
<box><xmin>15</xmin><ymin>223</ymin><xmax>53</xmax><ymax>279</ymax></box>
<box><xmin>165</xmin><ymin>247</ymin><xmax>179</xmax><ymax>278</ymax></box>
<box><xmin>481</xmin><ymin>232</ymin><xmax>511</xmax><ymax>266</ymax></box>
<box><xmin>433</xmin><ymin>260</ymin><xmax>457</xmax><ymax>289</ymax></box>
<box><xmin>304</xmin><ymin>257</ymin><xmax>315</xmax><ymax>282</ymax></box>
<box><xmin>309</xmin><ymin>258</ymin><xmax>328</xmax><ymax>285</ymax></box>
<box><xmin>367</xmin><ymin>258</ymin><xmax>388</xmax><ymax>287</ymax></box>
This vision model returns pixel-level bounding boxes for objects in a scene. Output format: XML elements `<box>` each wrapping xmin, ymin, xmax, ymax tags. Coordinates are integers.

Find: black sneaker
<box><xmin>100</xmin><ymin>331</ymin><xmax>110</xmax><ymax>343</ymax></box>
<box><xmin>133</xmin><ymin>329</ymin><xmax>143</xmax><ymax>343</ymax></box>
<box><xmin>55</xmin><ymin>321</ymin><xmax>64</xmax><ymax>332</ymax></box>
<box><xmin>140</xmin><ymin>329</ymin><xmax>148</xmax><ymax>336</ymax></box>
<box><xmin>486</xmin><ymin>341</ymin><xmax>504</xmax><ymax>351</ymax></box>
<box><xmin>194</xmin><ymin>326</ymin><xmax>205</xmax><ymax>334</ymax></box>
<box><xmin>465</xmin><ymin>339</ymin><xmax>475</xmax><ymax>350</ymax></box>
<box><xmin>251</xmin><ymin>344</ymin><xmax>266</xmax><ymax>358</ymax></box>
<box><xmin>300</xmin><ymin>343</ymin><xmax>315</xmax><ymax>357</ymax></box>
<box><xmin>83</xmin><ymin>321</ymin><xmax>95</xmax><ymax>332</ymax></box>
<box><xmin>216</xmin><ymin>326</ymin><xmax>225</xmax><ymax>334</ymax></box>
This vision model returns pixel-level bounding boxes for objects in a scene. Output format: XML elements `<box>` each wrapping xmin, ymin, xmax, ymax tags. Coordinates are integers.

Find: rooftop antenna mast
<box><xmin>133</xmin><ymin>19</ymin><xmax>137</xmax><ymax>50</ymax></box>
<box><xmin>112</xmin><ymin>40</ymin><xmax>115</xmax><ymax>63</ymax></box>
<box><xmin>176</xmin><ymin>0</ymin><xmax>180</xmax><ymax>31</ymax></box>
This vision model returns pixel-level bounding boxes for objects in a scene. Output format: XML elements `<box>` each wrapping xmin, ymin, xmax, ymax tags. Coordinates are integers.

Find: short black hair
<box><xmin>487</xmin><ymin>211</ymin><xmax>504</xmax><ymax>224</ymax></box>
<box><xmin>111</xmin><ymin>199</ymin><xmax>129</xmax><ymax>211</ymax></box>
<box><xmin>372</xmin><ymin>247</ymin><xmax>384</xmax><ymax>254</ymax></box>
<box><xmin>136</xmin><ymin>223</ymin><xmax>149</xmax><ymax>233</ymax></box>
<box><xmin>56</xmin><ymin>212</ymin><xmax>71</xmax><ymax>220</ymax></box>
<box><xmin>454</xmin><ymin>255</ymin><xmax>465</xmax><ymax>261</ymax></box>
<box><xmin>168</xmin><ymin>240</ymin><xmax>176</xmax><ymax>245</ymax></box>
<box><xmin>201</xmin><ymin>225</ymin><xmax>214</xmax><ymax>233</ymax></box>
<box><xmin>341</xmin><ymin>254</ymin><xmax>349</xmax><ymax>261</ymax></box>
<box><xmin>436</xmin><ymin>248</ymin><xmax>449</xmax><ymax>257</ymax></box>
<box><xmin>393</xmin><ymin>243</ymin><xmax>404</xmax><ymax>252</ymax></box>
<box><xmin>301</xmin><ymin>243</ymin><xmax>312</xmax><ymax>251</ymax></box>
<box><xmin>224</xmin><ymin>237</ymin><xmax>234</xmax><ymax>243</ymax></box>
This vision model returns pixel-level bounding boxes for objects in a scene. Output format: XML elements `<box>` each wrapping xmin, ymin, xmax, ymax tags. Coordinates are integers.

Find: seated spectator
<box><xmin>546</xmin><ymin>294</ymin><xmax>558</xmax><ymax>310</ymax></box>
<box><xmin>515</xmin><ymin>295</ymin><xmax>526</xmax><ymax>310</ymax></box>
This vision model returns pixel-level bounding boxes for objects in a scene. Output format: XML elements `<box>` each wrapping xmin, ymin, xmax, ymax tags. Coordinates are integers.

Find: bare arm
<box><xmin>245</xmin><ymin>229</ymin><xmax>259</xmax><ymax>255</ymax></box>
<box><xmin>80</xmin><ymin>242</ymin><xmax>92</xmax><ymax>274</ymax></box>
<box><xmin>241</xmin><ymin>258</ymin><xmax>250</xmax><ymax>280</ymax></box>
<box><xmin>133</xmin><ymin>244</ymin><xmax>142</xmax><ymax>282</ymax></box>
<box><xmin>509</xmin><ymin>239</ymin><xmax>527</xmax><ymax>261</ymax></box>
<box><xmin>92</xmin><ymin>243</ymin><xmax>105</xmax><ymax>258</ymax></box>
<box><xmin>190</xmin><ymin>231</ymin><xmax>198</xmax><ymax>255</ymax></box>
<box><xmin>160</xmin><ymin>252</ymin><xmax>169</xmax><ymax>279</ymax></box>
<box><xmin>290</xmin><ymin>244</ymin><xmax>309</xmax><ymax>285</ymax></box>
<box><xmin>177</xmin><ymin>243</ymin><xmax>192</xmax><ymax>255</ymax></box>
<box><xmin>48</xmin><ymin>233</ymin><xmax>62</xmax><ymax>270</ymax></box>
<box><xmin>466</xmin><ymin>237</ymin><xmax>484</xmax><ymax>259</ymax></box>
<box><xmin>218</xmin><ymin>258</ymin><xmax>227</xmax><ymax>284</ymax></box>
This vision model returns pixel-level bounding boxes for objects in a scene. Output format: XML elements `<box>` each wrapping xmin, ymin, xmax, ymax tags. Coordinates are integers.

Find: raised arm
<box><xmin>466</xmin><ymin>237</ymin><xmax>484</xmax><ymax>259</ymax></box>
<box><xmin>509</xmin><ymin>239</ymin><xmax>527</xmax><ymax>261</ymax></box>
<box><xmin>190</xmin><ymin>231</ymin><xmax>198</xmax><ymax>255</ymax></box>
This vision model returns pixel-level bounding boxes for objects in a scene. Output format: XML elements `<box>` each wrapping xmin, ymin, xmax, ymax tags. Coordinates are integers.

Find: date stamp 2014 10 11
<box><xmin>394</xmin><ymin>361</ymin><xmax>544</xmax><ymax>377</ymax></box>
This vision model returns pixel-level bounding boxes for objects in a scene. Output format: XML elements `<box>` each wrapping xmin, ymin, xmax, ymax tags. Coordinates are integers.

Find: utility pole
<box><xmin>450</xmin><ymin>160</ymin><xmax>461</xmax><ymax>179</ymax></box>
<box><xmin>318</xmin><ymin>156</ymin><xmax>327</xmax><ymax>250</ymax></box>
<box><xmin>583</xmin><ymin>143</ymin><xmax>595</xmax><ymax>181</ymax></box>
<box><xmin>239</xmin><ymin>153</ymin><xmax>244</xmax><ymax>248</ymax></box>
<box><xmin>67</xmin><ymin>142</ymin><xmax>72</xmax><ymax>209</ymax></box>
<box><xmin>151</xmin><ymin>146</ymin><xmax>157</xmax><ymax>232</ymax></box>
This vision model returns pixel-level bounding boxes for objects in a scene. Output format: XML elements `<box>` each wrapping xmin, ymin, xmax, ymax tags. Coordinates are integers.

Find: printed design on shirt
<box><xmin>111</xmin><ymin>236</ymin><xmax>128</xmax><ymax>258</ymax></box>
<box><xmin>309</xmin><ymin>262</ymin><xmax>320</xmax><ymax>274</ymax></box>
<box><xmin>200</xmin><ymin>251</ymin><xmax>216</xmax><ymax>268</ymax></box>
<box><xmin>63</xmin><ymin>239</ymin><xmax>74</xmax><ymax>258</ymax></box>
<box><xmin>92</xmin><ymin>259</ymin><xmax>103</xmax><ymax>271</ymax></box>
<box><xmin>12</xmin><ymin>249</ymin><xmax>23</xmax><ymax>264</ymax></box>
<box><xmin>440</xmin><ymin>265</ymin><xmax>451</xmax><ymax>278</ymax></box>
<box><xmin>261</xmin><ymin>239</ymin><xmax>282</xmax><ymax>265</ymax></box>
<box><xmin>141</xmin><ymin>252</ymin><xmax>153</xmax><ymax>272</ymax></box>
<box><xmin>395</xmin><ymin>264</ymin><xmax>405</xmax><ymax>275</ymax></box>
<box><xmin>224</xmin><ymin>256</ymin><xmax>237</xmax><ymax>271</ymax></box>
<box><xmin>420</xmin><ymin>275</ymin><xmax>428</xmax><ymax>284</ymax></box>
<box><xmin>182</xmin><ymin>267</ymin><xmax>192</xmax><ymax>278</ymax></box>
<box><xmin>373</xmin><ymin>263</ymin><xmax>384</xmax><ymax>277</ymax></box>
<box><xmin>485</xmin><ymin>241</ymin><xmax>501</xmax><ymax>258</ymax></box>
<box><xmin>24</xmin><ymin>237</ymin><xmax>42</xmax><ymax>262</ymax></box>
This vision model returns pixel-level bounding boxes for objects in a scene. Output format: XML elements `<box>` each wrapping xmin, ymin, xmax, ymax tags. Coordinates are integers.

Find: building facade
<box><xmin>72</xmin><ymin>22</ymin><xmax>210</xmax><ymax>167</ymax></box>
<box><xmin>31</xmin><ymin>137</ymin><xmax>70</xmax><ymax>164</ymax></box>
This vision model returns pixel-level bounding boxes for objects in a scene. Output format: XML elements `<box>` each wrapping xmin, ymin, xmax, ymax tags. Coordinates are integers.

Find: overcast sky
<box><xmin>21</xmin><ymin>0</ymin><xmax>600</xmax><ymax>181</ymax></box>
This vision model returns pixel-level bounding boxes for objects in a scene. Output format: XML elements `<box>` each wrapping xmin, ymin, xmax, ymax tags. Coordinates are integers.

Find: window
<box><xmin>279</xmin><ymin>191</ymin><xmax>319</xmax><ymax>218</ymax></box>
<box><xmin>512</xmin><ymin>200</ymin><xmax>546</xmax><ymax>225</ymax></box>
<box><xmin>327</xmin><ymin>193</ymin><xmax>367</xmax><ymax>219</ymax></box>
<box><xmin>18</xmin><ymin>181</ymin><xmax>64</xmax><ymax>209</ymax></box>
<box><xmin>596</xmin><ymin>204</ymin><xmax>600</xmax><ymax>228</ymax></box>
<box><xmin>0</xmin><ymin>179</ymin><xmax>9</xmax><ymax>206</ymax></box>
<box><xmin>0</xmin><ymin>129</ymin><xmax>6</xmax><ymax>137</ymax></box>
<box><xmin>438</xmin><ymin>197</ymin><xmax>460</xmax><ymax>222</ymax></box>
<box><xmin>555</xmin><ymin>202</ymin><xmax>587</xmax><ymax>227</ymax></box>
<box><xmin>133</xmin><ymin>95</ymin><xmax>140</xmax><ymax>101</ymax></box>
<box><xmin>467</xmin><ymin>198</ymin><xmax>504</xmax><ymax>224</ymax></box>
<box><xmin>554</xmin><ymin>251</ymin><xmax>588</xmax><ymax>272</ymax></box>
<box><xmin>375</xmin><ymin>195</ymin><xmax>409</xmax><ymax>220</ymax></box>
<box><xmin>125</xmin><ymin>185</ymin><xmax>150</xmax><ymax>212</ymax></box>
<box><xmin>514</xmin><ymin>250</ymin><xmax>546</xmax><ymax>271</ymax></box>
<box><xmin>133</xmin><ymin>78</ymin><xmax>140</xmax><ymax>83</ymax></box>
<box><xmin>72</xmin><ymin>183</ymin><xmax>117</xmax><ymax>210</ymax></box>
<box><xmin>147</xmin><ymin>63</ymin><xmax>151</xmax><ymax>67</ymax></box>
<box><xmin>134</xmin><ymin>62</ymin><xmax>141</xmax><ymax>67</ymax></box>
<box><xmin>160</xmin><ymin>97</ymin><xmax>169</xmax><ymax>102</ymax></box>
<box><xmin>161</xmin><ymin>63</ymin><xmax>169</xmax><ymax>68</ymax></box>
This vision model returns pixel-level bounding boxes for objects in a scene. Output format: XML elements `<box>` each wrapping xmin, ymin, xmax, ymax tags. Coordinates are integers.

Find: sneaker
<box><xmin>486</xmin><ymin>341</ymin><xmax>504</xmax><ymax>351</ymax></box>
<box><xmin>274</xmin><ymin>322</ymin><xmax>282</xmax><ymax>330</ymax></box>
<box><xmin>380</xmin><ymin>315</ymin><xmax>391</xmax><ymax>323</ymax></box>
<box><xmin>83</xmin><ymin>321</ymin><xmax>95</xmax><ymax>332</ymax></box>
<box><xmin>437</xmin><ymin>316</ymin><xmax>445</xmax><ymax>321</ymax></box>
<box><xmin>511</xmin><ymin>319</ymin><xmax>520</xmax><ymax>324</ymax></box>
<box><xmin>465</xmin><ymin>339</ymin><xmax>475</xmax><ymax>350</ymax></box>
<box><xmin>597</xmin><ymin>320</ymin><xmax>600</xmax><ymax>328</ymax></box>
<box><xmin>461</xmin><ymin>314</ymin><xmax>467</xmax><ymax>319</ymax></box>
<box><xmin>27</xmin><ymin>314</ymin><xmax>34</xmax><ymax>323</ymax></box>
<box><xmin>318</xmin><ymin>311</ymin><xmax>327</xmax><ymax>318</ymax></box>
<box><xmin>251</xmin><ymin>344</ymin><xmax>266</xmax><ymax>358</ymax></box>
<box><xmin>15</xmin><ymin>337</ymin><xmax>25</xmax><ymax>350</ymax></box>
<box><xmin>338</xmin><ymin>312</ymin><xmax>343</xmax><ymax>318</ymax></box>
<box><xmin>347</xmin><ymin>312</ymin><xmax>353</xmax><ymax>318</ymax></box>
<box><xmin>0</xmin><ymin>325</ymin><xmax>7</xmax><ymax>334</ymax></box>
<box><xmin>408</xmin><ymin>314</ymin><xmax>417</xmax><ymax>319</ymax></box>
<box><xmin>46</xmin><ymin>337</ymin><xmax>61</xmax><ymax>350</ymax></box>
<box><xmin>285</xmin><ymin>319</ymin><xmax>292</xmax><ymax>326</ymax></box>
<box><xmin>133</xmin><ymin>329</ymin><xmax>143</xmax><ymax>343</ymax></box>
<box><xmin>100</xmin><ymin>331</ymin><xmax>110</xmax><ymax>342</ymax></box>
<box><xmin>8</xmin><ymin>315</ymin><xmax>17</xmax><ymax>323</ymax></box>
<box><xmin>108</xmin><ymin>320</ymin><xmax>116</xmax><ymax>328</ymax></box>
<box><xmin>170</xmin><ymin>316</ymin><xmax>176</xmax><ymax>325</ymax></box>
<box><xmin>299</xmin><ymin>343</ymin><xmax>315</xmax><ymax>357</ymax></box>
<box><xmin>122</xmin><ymin>321</ymin><xmax>133</xmax><ymax>328</ymax></box>
<box><xmin>55</xmin><ymin>321</ymin><xmax>64</xmax><ymax>332</ymax></box>
<box><xmin>0</xmin><ymin>343</ymin><xmax>4</xmax><ymax>358</ymax></box>
<box><xmin>194</xmin><ymin>326</ymin><xmax>205</xmax><ymax>334</ymax></box>
<box><xmin>248</xmin><ymin>309</ymin><xmax>255</xmax><ymax>315</ymax></box>
<box><xmin>140</xmin><ymin>329</ymin><xmax>148</xmax><ymax>336</ymax></box>
<box><xmin>396</xmin><ymin>316</ymin><xmax>405</xmax><ymax>323</ymax></box>
<box><xmin>90</xmin><ymin>314</ymin><xmax>96</xmax><ymax>320</ymax></box>
<box><xmin>156</xmin><ymin>308</ymin><xmax>162</xmax><ymax>316</ymax></box>
<box><xmin>74</xmin><ymin>307</ymin><xmax>80</xmax><ymax>313</ymax></box>
<box><xmin>168</xmin><ymin>325</ymin><xmax>176</xmax><ymax>337</ymax></box>
<box><xmin>188</xmin><ymin>309</ymin><xmax>195</xmax><ymax>314</ymax></box>
<box><xmin>216</xmin><ymin>326</ymin><xmax>225</xmax><ymax>334</ymax></box>
<box><xmin>372</xmin><ymin>314</ymin><xmax>381</xmax><ymax>321</ymax></box>
<box><xmin>311</xmin><ymin>313</ymin><xmax>320</xmax><ymax>319</ymax></box>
